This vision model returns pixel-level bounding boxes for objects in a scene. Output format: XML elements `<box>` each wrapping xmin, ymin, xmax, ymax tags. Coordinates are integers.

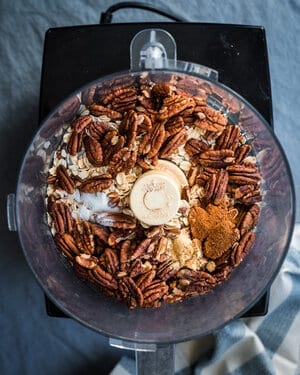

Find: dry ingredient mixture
<box><xmin>46</xmin><ymin>74</ymin><xmax>262</xmax><ymax>309</ymax></box>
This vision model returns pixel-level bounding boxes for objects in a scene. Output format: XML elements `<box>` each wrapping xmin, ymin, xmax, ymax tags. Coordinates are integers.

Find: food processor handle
<box><xmin>109</xmin><ymin>338</ymin><xmax>175</xmax><ymax>374</ymax></box>
<box><xmin>130</xmin><ymin>28</ymin><xmax>218</xmax><ymax>80</ymax></box>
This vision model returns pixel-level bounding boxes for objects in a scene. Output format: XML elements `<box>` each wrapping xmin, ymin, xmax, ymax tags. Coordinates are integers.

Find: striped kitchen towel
<box><xmin>111</xmin><ymin>224</ymin><xmax>300</xmax><ymax>375</ymax></box>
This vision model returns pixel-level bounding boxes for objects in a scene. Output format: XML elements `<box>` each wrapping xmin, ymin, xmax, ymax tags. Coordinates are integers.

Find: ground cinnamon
<box><xmin>189</xmin><ymin>201</ymin><xmax>239</xmax><ymax>259</ymax></box>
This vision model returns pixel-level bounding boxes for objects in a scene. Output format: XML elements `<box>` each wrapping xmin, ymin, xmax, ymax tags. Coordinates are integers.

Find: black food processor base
<box><xmin>40</xmin><ymin>22</ymin><xmax>272</xmax><ymax>319</ymax></box>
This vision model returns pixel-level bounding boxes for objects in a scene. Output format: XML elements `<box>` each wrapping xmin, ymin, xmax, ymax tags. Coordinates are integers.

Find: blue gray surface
<box><xmin>1</xmin><ymin>1</ymin><xmax>299</xmax><ymax>374</ymax></box>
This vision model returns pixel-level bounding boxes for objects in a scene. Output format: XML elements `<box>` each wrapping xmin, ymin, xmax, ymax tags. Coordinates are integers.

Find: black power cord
<box><xmin>100</xmin><ymin>1</ymin><xmax>188</xmax><ymax>24</ymax></box>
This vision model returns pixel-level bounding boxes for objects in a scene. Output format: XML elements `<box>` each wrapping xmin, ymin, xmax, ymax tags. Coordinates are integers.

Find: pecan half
<box><xmin>108</xmin><ymin>148</ymin><xmax>137</xmax><ymax>175</ymax></box>
<box><xmin>101</xmin><ymin>130</ymin><xmax>125</xmax><ymax>165</ymax></box>
<box><xmin>233</xmin><ymin>184</ymin><xmax>262</xmax><ymax>205</ymax></box>
<box><xmin>89</xmin><ymin>104</ymin><xmax>122</xmax><ymax>120</ymax></box>
<box><xmin>90</xmin><ymin>223</ymin><xmax>109</xmax><ymax>243</ymax></box>
<box><xmin>119</xmin><ymin>109</ymin><xmax>138</xmax><ymax>149</ymax></box>
<box><xmin>48</xmin><ymin>197</ymin><xmax>73</xmax><ymax>234</ymax></box>
<box><xmin>156</xmin><ymin>260</ymin><xmax>177</xmax><ymax>281</ymax></box>
<box><xmin>130</xmin><ymin>238</ymin><xmax>152</xmax><ymax>260</ymax></box>
<box><xmin>88</xmin><ymin>121</ymin><xmax>112</xmax><ymax>139</ymax></box>
<box><xmin>102</xmin><ymin>87</ymin><xmax>138</xmax><ymax>112</ymax></box>
<box><xmin>197</xmin><ymin>149</ymin><xmax>235</xmax><ymax>168</ymax></box>
<box><xmin>66</xmin><ymin>131</ymin><xmax>83</xmax><ymax>156</ymax></box>
<box><xmin>83</xmin><ymin>135</ymin><xmax>103</xmax><ymax>166</ymax></box>
<box><xmin>75</xmin><ymin>254</ymin><xmax>98</xmax><ymax>269</ymax></box>
<box><xmin>55</xmin><ymin>233</ymin><xmax>80</xmax><ymax>259</ymax></box>
<box><xmin>235</xmin><ymin>144</ymin><xmax>252</xmax><ymax>164</ymax></box>
<box><xmin>56</xmin><ymin>165</ymin><xmax>75</xmax><ymax>194</ymax></box>
<box><xmin>184</xmin><ymin>138</ymin><xmax>209</xmax><ymax>157</ymax></box>
<box><xmin>91</xmin><ymin>212</ymin><xmax>136</xmax><ymax>229</ymax></box>
<box><xmin>73</xmin><ymin>221</ymin><xmax>95</xmax><ymax>255</ymax></box>
<box><xmin>147</xmin><ymin>122</ymin><xmax>166</xmax><ymax>159</ymax></box>
<box><xmin>79</xmin><ymin>174</ymin><xmax>112</xmax><ymax>193</ymax></box>
<box><xmin>227</xmin><ymin>164</ymin><xmax>261</xmax><ymax>186</ymax></box>
<box><xmin>71</xmin><ymin>115</ymin><xmax>92</xmax><ymax>133</ymax></box>
<box><xmin>194</xmin><ymin>107</ymin><xmax>227</xmax><ymax>132</ymax></box>
<box><xmin>157</xmin><ymin>95</ymin><xmax>195</xmax><ymax>120</ymax></box>
<box><xmin>216</xmin><ymin>125</ymin><xmax>240</xmax><ymax>151</ymax></box>
<box><xmin>142</xmin><ymin>280</ymin><xmax>168</xmax><ymax>305</ymax></box>
<box><xmin>239</xmin><ymin>204</ymin><xmax>260</xmax><ymax>235</ymax></box>
<box><xmin>92</xmin><ymin>265</ymin><xmax>118</xmax><ymax>290</ymax></box>
<box><xmin>164</xmin><ymin>116</ymin><xmax>185</xmax><ymax>137</ymax></box>
<box><xmin>104</xmin><ymin>247</ymin><xmax>119</xmax><ymax>274</ymax></box>
<box><xmin>231</xmin><ymin>231</ymin><xmax>255</xmax><ymax>266</ymax></box>
<box><xmin>151</xmin><ymin>83</ymin><xmax>172</xmax><ymax>110</ymax></box>
<box><xmin>159</xmin><ymin>128</ymin><xmax>187</xmax><ymax>158</ymax></box>
<box><xmin>119</xmin><ymin>276</ymin><xmax>144</xmax><ymax>308</ymax></box>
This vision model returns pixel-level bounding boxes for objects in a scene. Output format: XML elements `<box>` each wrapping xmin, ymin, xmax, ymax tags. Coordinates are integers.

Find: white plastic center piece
<box><xmin>144</xmin><ymin>190</ymin><xmax>166</xmax><ymax>210</ymax></box>
<box><xmin>129</xmin><ymin>160</ymin><xmax>188</xmax><ymax>226</ymax></box>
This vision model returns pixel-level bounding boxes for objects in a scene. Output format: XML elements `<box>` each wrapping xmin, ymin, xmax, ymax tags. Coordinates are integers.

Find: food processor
<box><xmin>7</xmin><ymin>24</ymin><xmax>295</xmax><ymax>374</ymax></box>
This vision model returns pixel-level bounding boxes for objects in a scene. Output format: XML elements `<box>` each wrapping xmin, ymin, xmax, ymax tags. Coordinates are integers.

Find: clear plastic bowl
<box><xmin>15</xmin><ymin>70</ymin><xmax>295</xmax><ymax>344</ymax></box>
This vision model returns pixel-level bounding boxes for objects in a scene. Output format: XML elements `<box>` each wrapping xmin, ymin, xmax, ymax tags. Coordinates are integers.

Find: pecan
<box><xmin>90</xmin><ymin>223</ymin><xmax>109</xmax><ymax>243</ymax></box>
<box><xmin>157</xmin><ymin>95</ymin><xmax>195</xmax><ymax>120</ymax></box>
<box><xmin>233</xmin><ymin>184</ymin><xmax>262</xmax><ymax>205</ymax></box>
<box><xmin>119</xmin><ymin>240</ymin><xmax>132</xmax><ymax>271</ymax></box>
<box><xmin>108</xmin><ymin>148</ymin><xmax>137</xmax><ymax>175</ymax></box>
<box><xmin>119</xmin><ymin>276</ymin><xmax>144</xmax><ymax>308</ymax></box>
<box><xmin>75</xmin><ymin>254</ymin><xmax>98</xmax><ymax>269</ymax></box>
<box><xmin>146</xmin><ymin>226</ymin><xmax>164</xmax><ymax>240</ymax></box>
<box><xmin>164</xmin><ymin>116</ymin><xmax>185</xmax><ymax>137</ymax></box>
<box><xmin>66</xmin><ymin>131</ymin><xmax>83</xmax><ymax>156</ymax></box>
<box><xmin>137</xmin><ymin>113</ymin><xmax>152</xmax><ymax>133</ymax></box>
<box><xmin>151</xmin><ymin>83</ymin><xmax>172</xmax><ymax>110</ymax></box>
<box><xmin>91</xmin><ymin>212</ymin><xmax>136</xmax><ymax>229</ymax></box>
<box><xmin>73</xmin><ymin>221</ymin><xmax>95</xmax><ymax>255</ymax></box>
<box><xmin>56</xmin><ymin>165</ymin><xmax>75</xmax><ymax>194</ymax></box>
<box><xmin>213</xmin><ymin>169</ymin><xmax>229</xmax><ymax>205</ymax></box>
<box><xmin>153</xmin><ymin>237</ymin><xmax>169</xmax><ymax>261</ymax></box>
<box><xmin>147</xmin><ymin>122</ymin><xmax>166</xmax><ymax>159</ymax></box>
<box><xmin>213</xmin><ymin>265</ymin><xmax>233</xmax><ymax>283</ymax></box>
<box><xmin>184</xmin><ymin>138</ymin><xmax>209</xmax><ymax>157</ymax></box>
<box><xmin>188</xmin><ymin>165</ymin><xmax>200</xmax><ymax>186</ymax></box>
<box><xmin>71</xmin><ymin>115</ymin><xmax>92</xmax><ymax>133</ymax></box>
<box><xmin>83</xmin><ymin>135</ymin><xmax>103</xmax><ymax>166</ymax></box>
<box><xmin>79</xmin><ymin>174</ymin><xmax>112</xmax><ymax>193</ymax></box>
<box><xmin>102</xmin><ymin>87</ymin><xmax>138</xmax><ymax>112</ymax></box>
<box><xmin>216</xmin><ymin>125</ymin><xmax>240</xmax><ymax>151</ymax></box>
<box><xmin>239</xmin><ymin>204</ymin><xmax>260</xmax><ymax>235</ymax></box>
<box><xmin>48</xmin><ymin>197</ymin><xmax>73</xmax><ymax>234</ymax></box>
<box><xmin>88</xmin><ymin>121</ymin><xmax>112</xmax><ymax>139</ymax></box>
<box><xmin>107</xmin><ymin>191</ymin><xmax>120</xmax><ymax>208</ymax></box>
<box><xmin>54</xmin><ymin>233</ymin><xmax>80</xmax><ymax>259</ymax></box>
<box><xmin>129</xmin><ymin>259</ymin><xmax>144</xmax><ymax>278</ymax></box>
<box><xmin>89</xmin><ymin>104</ymin><xmax>122</xmax><ymax>120</ymax></box>
<box><xmin>231</xmin><ymin>231</ymin><xmax>255</xmax><ymax>267</ymax></box>
<box><xmin>202</xmin><ymin>173</ymin><xmax>217</xmax><ymax>202</ymax></box>
<box><xmin>156</xmin><ymin>260</ymin><xmax>177</xmax><ymax>281</ymax></box>
<box><xmin>197</xmin><ymin>149</ymin><xmax>235</xmax><ymax>168</ymax></box>
<box><xmin>227</xmin><ymin>164</ymin><xmax>261</xmax><ymax>186</ymax></box>
<box><xmin>159</xmin><ymin>128</ymin><xmax>187</xmax><ymax>158</ymax></box>
<box><xmin>142</xmin><ymin>280</ymin><xmax>168</xmax><ymax>305</ymax></box>
<box><xmin>104</xmin><ymin>247</ymin><xmax>119</xmax><ymax>274</ymax></box>
<box><xmin>194</xmin><ymin>108</ymin><xmax>227</xmax><ymax>133</ymax></box>
<box><xmin>131</xmin><ymin>238</ymin><xmax>152</xmax><ymax>260</ymax></box>
<box><xmin>108</xmin><ymin>228</ymin><xmax>135</xmax><ymax>247</ymax></box>
<box><xmin>92</xmin><ymin>265</ymin><xmax>118</xmax><ymax>290</ymax></box>
<box><xmin>135</xmin><ymin>269</ymin><xmax>156</xmax><ymax>290</ymax></box>
<box><xmin>101</xmin><ymin>130</ymin><xmax>125</xmax><ymax>165</ymax></box>
<box><xmin>119</xmin><ymin>109</ymin><xmax>138</xmax><ymax>149</ymax></box>
<box><xmin>235</xmin><ymin>144</ymin><xmax>251</xmax><ymax>164</ymax></box>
